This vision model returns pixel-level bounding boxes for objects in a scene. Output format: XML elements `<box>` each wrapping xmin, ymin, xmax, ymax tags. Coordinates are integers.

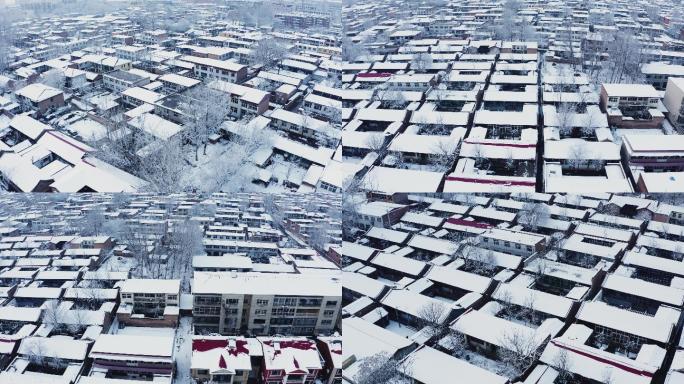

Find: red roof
<box><xmin>446</xmin><ymin>217</ymin><xmax>492</xmax><ymax>229</ymax></box>
<box><xmin>356</xmin><ymin>72</ymin><xmax>392</xmax><ymax>78</ymax></box>
<box><xmin>446</xmin><ymin>176</ymin><xmax>536</xmax><ymax>187</ymax></box>
<box><xmin>464</xmin><ymin>140</ymin><xmax>536</xmax><ymax>148</ymax></box>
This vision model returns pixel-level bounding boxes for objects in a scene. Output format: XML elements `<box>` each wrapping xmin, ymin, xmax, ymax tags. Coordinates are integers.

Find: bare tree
<box><xmin>553</xmin><ymin>348</ymin><xmax>574</xmax><ymax>384</ymax></box>
<box><xmin>199</xmin><ymin>125</ymin><xmax>275</xmax><ymax>193</ymax></box>
<box><xmin>461</xmin><ymin>245</ymin><xmax>497</xmax><ymax>276</ymax></box>
<box><xmin>567</xmin><ymin>143</ymin><xmax>587</xmax><ymax>171</ymax></box>
<box><xmin>79</xmin><ymin>208</ymin><xmax>106</xmax><ymax>236</ymax></box>
<box><xmin>42</xmin><ymin>300</ymin><xmax>66</xmax><ymax>333</ymax></box>
<box><xmin>445</xmin><ymin>331</ymin><xmax>469</xmax><ymax>358</ymax></box>
<box><xmin>498</xmin><ymin>328</ymin><xmax>541</xmax><ymax>378</ymax></box>
<box><xmin>40</xmin><ymin>70</ymin><xmax>66</xmax><ymax>91</ymax></box>
<box><xmin>164</xmin><ymin>219</ymin><xmax>204</xmax><ymax>291</ymax></box>
<box><xmin>354</xmin><ymin>352</ymin><xmax>404</xmax><ymax>384</ymax></box>
<box><xmin>417</xmin><ymin>302</ymin><xmax>450</xmax><ymax>339</ymax></box>
<box><xmin>180</xmin><ymin>86</ymin><xmax>231</xmax><ymax>161</ymax></box>
<box><xmin>342</xmin><ymin>37</ymin><xmax>368</xmax><ymax>62</ymax></box>
<box><xmin>430</xmin><ymin>140</ymin><xmax>458</xmax><ymax>173</ymax></box>
<box><xmin>518</xmin><ymin>202</ymin><xmax>550</xmax><ymax>231</ymax></box>
<box><xmin>556</xmin><ymin>102</ymin><xmax>576</xmax><ymax>138</ymax></box>
<box><xmin>248</xmin><ymin>39</ymin><xmax>287</xmax><ymax>69</ymax></box>
<box><xmin>138</xmin><ymin>138</ymin><xmax>188</xmax><ymax>194</ymax></box>
<box><xmin>411</xmin><ymin>53</ymin><xmax>433</xmax><ymax>72</ymax></box>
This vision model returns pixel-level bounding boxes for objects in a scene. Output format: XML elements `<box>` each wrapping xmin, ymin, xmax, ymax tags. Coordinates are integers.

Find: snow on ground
<box><xmin>174</xmin><ymin>316</ymin><xmax>194</xmax><ymax>384</ymax></box>
<box><xmin>67</xmin><ymin>118</ymin><xmax>108</xmax><ymax>142</ymax></box>
<box><xmin>100</xmin><ymin>254</ymin><xmax>134</xmax><ymax>274</ymax></box>
<box><xmin>459</xmin><ymin>349</ymin><xmax>516</xmax><ymax>378</ymax></box>
<box><xmin>385</xmin><ymin>320</ymin><xmax>417</xmax><ymax>338</ymax></box>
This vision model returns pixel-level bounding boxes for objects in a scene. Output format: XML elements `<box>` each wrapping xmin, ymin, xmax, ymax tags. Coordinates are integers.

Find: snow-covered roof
<box><xmin>15</xmin><ymin>83</ymin><xmax>62</xmax><ymax>102</ymax></box>
<box><xmin>118</xmin><ymin>278</ymin><xmax>180</xmax><ymax>295</ymax></box>
<box><xmin>18</xmin><ymin>337</ymin><xmax>89</xmax><ymax>361</ymax></box>
<box><xmin>407</xmin><ymin>234</ymin><xmax>459</xmax><ymax>255</ymax></box>
<box><xmin>361</xmin><ymin>167</ymin><xmax>443</xmax><ymax>193</ymax></box>
<box><xmin>400</xmin><ymin>346</ymin><xmax>508</xmax><ymax>384</ymax></box>
<box><xmin>128</xmin><ymin>113</ymin><xmax>183</xmax><ymax>141</ymax></box>
<box><xmin>371</xmin><ymin>252</ymin><xmax>427</xmax><ymax>277</ymax></box>
<box><xmin>342</xmin><ymin>271</ymin><xmax>387</xmax><ymax>300</ymax></box>
<box><xmin>343</xmin><ymin>316</ymin><xmax>413</xmax><ymax>361</ymax></box>
<box><xmin>91</xmin><ymin>333</ymin><xmax>174</xmax><ymax>362</ymax></box>
<box><xmin>259</xmin><ymin>337</ymin><xmax>322</xmax><ymax>374</ymax></box>
<box><xmin>159</xmin><ymin>73</ymin><xmax>200</xmax><ymax>88</ymax></box>
<box><xmin>602</xmin><ymin>274</ymin><xmax>684</xmax><ymax>307</ymax></box>
<box><xmin>193</xmin><ymin>272</ymin><xmax>340</xmax><ymax>297</ymax></box>
<box><xmin>191</xmin><ymin>336</ymin><xmax>252</xmax><ymax>374</ymax></box>
<box><xmin>452</xmin><ymin>309</ymin><xmax>558</xmax><ymax>351</ymax></box>
<box><xmin>577</xmin><ymin>301</ymin><xmax>676</xmax><ymax>343</ymax></box>
<box><xmin>9</xmin><ymin>114</ymin><xmax>51</xmax><ymax>141</ymax></box>
<box><xmin>425</xmin><ymin>266</ymin><xmax>492</xmax><ymax>294</ymax></box>
<box><xmin>121</xmin><ymin>87</ymin><xmax>164</xmax><ymax>104</ymax></box>
<box><xmin>540</xmin><ymin>324</ymin><xmax>657</xmax><ymax>384</ymax></box>
<box><xmin>365</xmin><ymin>227</ymin><xmax>410</xmax><ymax>244</ymax></box>
<box><xmin>492</xmin><ymin>283</ymin><xmax>573</xmax><ymax>318</ymax></box>
<box><xmin>602</xmin><ymin>83</ymin><xmax>660</xmax><ymax>98</ymax></box>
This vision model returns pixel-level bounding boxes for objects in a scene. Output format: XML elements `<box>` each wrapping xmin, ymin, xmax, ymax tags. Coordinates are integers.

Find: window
<box><xmin>325</xmin><ymin>300</ymin><xmax>338</xmax><ymax>307</ymax></box>
<box><xmin>122</xmin><ymin>293</ymin><xmax>132</xmax><ymax>299</ymax></box>
<box><xmin>168</xmin><ymin>295</ymin><xmax>177</xmax><ymax>301</ymax></box>
<box><xmin>256</xmin><ymin>299</ymin><xmax>269</xmax><ymax>306</ymax></box>
<box><xmin>323</xmin><ymin>310</ymin><xmax>335</xmax><ymax>317</ymax></box>
<box><xmin>321</xmin><ymin>320</ymin><xmax>332</xmax><ymax>325</ymax></box>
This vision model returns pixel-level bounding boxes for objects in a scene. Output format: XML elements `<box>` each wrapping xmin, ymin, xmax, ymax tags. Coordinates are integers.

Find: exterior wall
<box><xmin>103</xmin><ymin>75</ymin><xmax>149</xmax><ymax>93</ymax></box>
<box><xmin>479</xmin><ymin>235</ymin><xmax>542</xmax><ymax>256</ymax></box>
<box><xmin>21</xmin><ymin>93</ymin><xmax>65</xmax><ymax>114</ymax></box>
<box><xmin>607</xmin><ymin>114</ymin><xmax>664</xmax><ymax>129</ymax></box>
<box><xmin>193</xmin><ymin>293</ymin><xmax>340</xmax><ymax>336</ymax></box>
<box><xmin>664</xmin><ymin>79</ymin><xmax>684</xmax><ymax>129</ymax></box>
<box><xmin>117</xmin><ymin>312</ymin><xmax>178</xmax><ymax>327</ymax></box>
<box><xmin>93</xmin><ymin>357</ymin><xmax>173</xmax><ymax>376</ymax></box>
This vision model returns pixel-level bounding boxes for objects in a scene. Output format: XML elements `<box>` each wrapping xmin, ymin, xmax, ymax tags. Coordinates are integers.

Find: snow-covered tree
<box><xmin>498</xmin><ymin>328</ymin><xmax>541</xmax><ymax>377</ymax></box>
<box><xmin>354</xmin><ymin>352</ymin><xmax>406</xmax><ymax>384</ymax></box>
<box><xmin>418</xmin><ymin>302</ymin><xmax>450</xmax><ymax>338</ymax></box>
<box><xmin>517</xmin><ymin>202</ymin><xmax>550</xmax><ymax>231</ymax></box>
<box><xmin>180</xmin><ymin>86</ymin><xmax>231</xmax><ymax>161</ymax></box>
<box><xmin>248</xmin><ymin>39</ymin><xmax>287</xmax><ymax>69</ymax></box>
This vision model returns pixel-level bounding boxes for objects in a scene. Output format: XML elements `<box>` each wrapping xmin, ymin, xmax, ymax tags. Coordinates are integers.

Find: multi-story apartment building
<box><xmin>103</xmin><ymin>70</ymin><xmax>150</xmax><ymax>93</ymax></box>
<box><xmin>117</xmin><ymin>279</ymin><xmax>180</xmax><ymax>327</ymax></box>
<box><xmin>207</xmin><ymin>80</ymin><xmax>270</xmax><ymax>118</ymax></box>
<box><xmin>192</xmin><ymin>272</ymin><xmax>341</xmax><ymax>336</ymax></box>
<box><xmin>203</xmin><ymin>239</ymin><xmax>280</xmax><ymax>257</ymax></box>
<box><xmin>115</xmin><ymin>45</ymin><xmax>151</xmax><ymax>62</ymax></box>
<box><xmin>14</xmin><ymin>83</ymin><xmax>65</xmax><ymax>115</ymax></box>
<box><xmin>622</xmin><ymin>135</ymin><xmax>684</xmax><ymax>173</ymax></box>
<box><xmin>76</xmin><ymin>54</ymin><xmax>132</xmax><ymax>73</ymax></box>
<box><xmin>664</xmin><ymin>77</ymin><xmax>684</xmax><ymax>131</ymax></box>
<box><xmin>159</xmin><ymin>74</ymin><xmax>201</xmax><ymax>94</ymax></box>
<box><xmin>275</xmin><ymin>12</ymin><xmax>331</xmax><ymax>29</ymax></box>
<box><xmin>600</xmin><ymin>83</ymin><xmax>663</xmax><ymax>128</ymax></box>
<box><xmin>180</xmin><ymin>55</ymin><xmax>248</xmax><ymax>84</ymax></box>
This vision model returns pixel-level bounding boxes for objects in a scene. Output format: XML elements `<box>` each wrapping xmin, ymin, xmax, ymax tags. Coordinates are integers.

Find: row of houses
<box><xmin>0</xmin><ymin>192</ymin><xmax>343</xmax><ymax>384</ymax></box>
<box><xmin>342</xmin><ymin>192</ymin><xmax>684</xmax><ymax>384</ymax></box>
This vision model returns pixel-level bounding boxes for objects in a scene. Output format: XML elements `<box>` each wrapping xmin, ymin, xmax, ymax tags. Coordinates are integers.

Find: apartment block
<box><xmin>192</xmin><ymin>272</ymin><xmax>341</xmax><ymax>336</ymax></box>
